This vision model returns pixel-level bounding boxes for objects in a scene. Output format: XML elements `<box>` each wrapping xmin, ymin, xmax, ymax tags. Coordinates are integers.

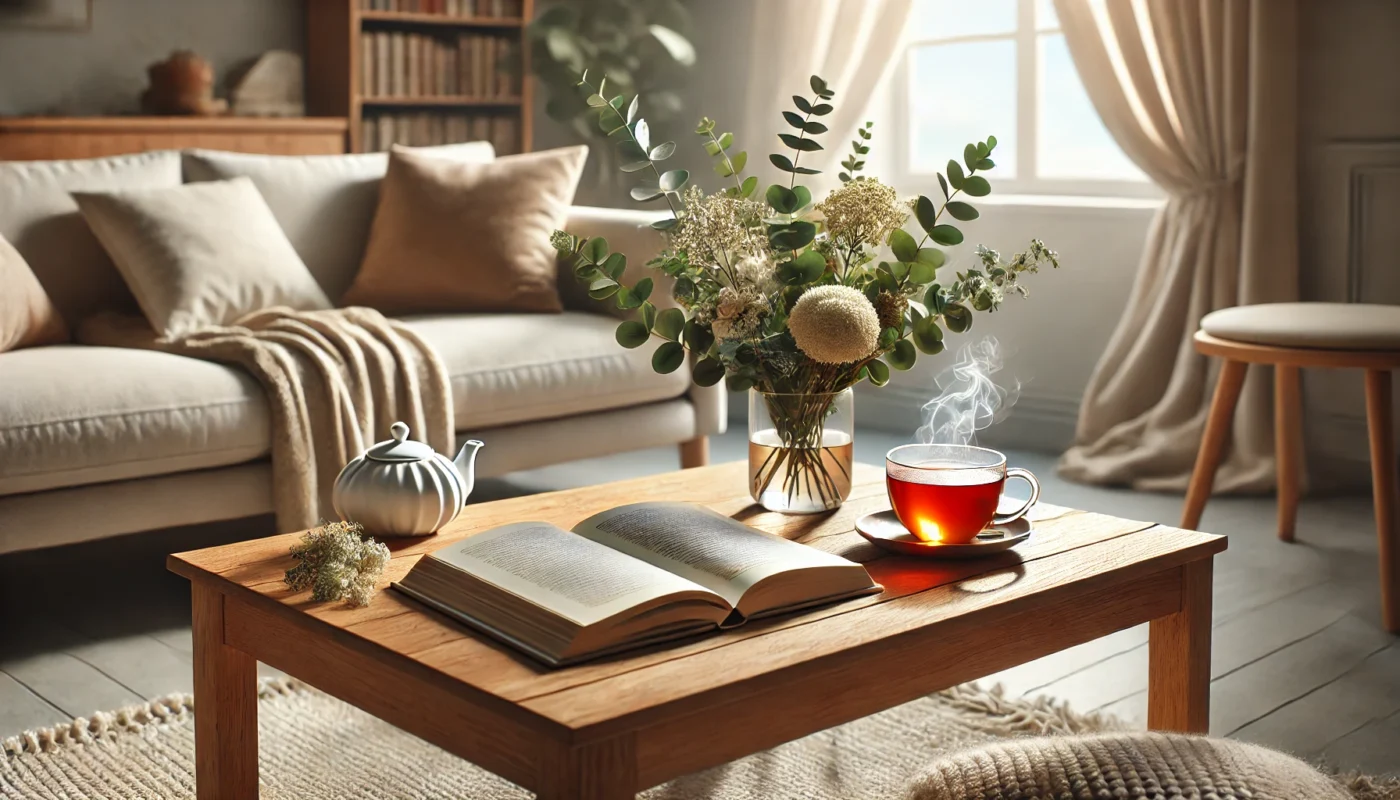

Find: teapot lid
<box><xmin>366</xmin><ymin>422</ymin><xmax>435</xmax><ymax>463</ymax></box>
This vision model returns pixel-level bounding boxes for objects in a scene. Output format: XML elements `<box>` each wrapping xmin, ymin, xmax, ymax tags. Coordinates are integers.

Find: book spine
<box><xmin>390</xmin><ymin>32</ymin><xmax>405</xmax><ymax>97</ymax></box>
<box><xmin>376</xmin><ymin>33</ymin><xmax>390</xmax><ymax>97</ymax></box>
<box><xmin>360</xmin><ymin>31</ymin><xmax>373</xmax><ymax>96</ymax></box>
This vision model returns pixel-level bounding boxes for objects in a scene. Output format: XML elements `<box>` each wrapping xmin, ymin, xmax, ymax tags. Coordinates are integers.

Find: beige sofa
<box><xmin>0</xmin><ymin>148</ymin><xmax>725</xmax><ymax>555</ymax></box>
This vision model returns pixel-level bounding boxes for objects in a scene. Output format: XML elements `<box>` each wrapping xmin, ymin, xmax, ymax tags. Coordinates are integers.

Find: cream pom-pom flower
<box><xmin>788</xmin><ymin>285</ymin><xmax>881</xmax><ymax>364</ymax></box>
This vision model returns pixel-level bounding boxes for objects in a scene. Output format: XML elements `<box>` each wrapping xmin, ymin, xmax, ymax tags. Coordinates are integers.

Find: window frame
<box><xmin>892</xmin><ymin>0</ymin><xmax>1160</xmax><ymax>199</ymax></box>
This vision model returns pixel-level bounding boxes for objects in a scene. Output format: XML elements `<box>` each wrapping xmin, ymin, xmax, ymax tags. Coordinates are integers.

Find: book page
<box><xmin>429</xmin><ymin>522</ymin><xmax>723</xmax><ymax>626</ymax></box>
<box><xmin>572</xmin><ymin>502</ymin><xmax>857</xmax><ymax>606</ymax></box>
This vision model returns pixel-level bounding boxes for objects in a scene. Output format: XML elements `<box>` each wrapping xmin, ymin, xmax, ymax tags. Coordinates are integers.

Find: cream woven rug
<box><xmin>1</xmin><ymin>679</ymin><xmax>1116</xmax><ymax>799</ymax></box>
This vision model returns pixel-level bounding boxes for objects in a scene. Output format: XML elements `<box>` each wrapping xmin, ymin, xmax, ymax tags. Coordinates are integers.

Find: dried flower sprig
<box><xmin>284</xmin><ymin>521</ymin><xmax>390</xmax><ymax>608</ymax></box>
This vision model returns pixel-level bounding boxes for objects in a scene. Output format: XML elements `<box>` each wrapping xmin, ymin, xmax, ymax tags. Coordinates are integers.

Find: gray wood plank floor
<box><xmin>1</xmin><ymin>428</ymin><xmax>1396</xmax><ymax>780</ymax></box>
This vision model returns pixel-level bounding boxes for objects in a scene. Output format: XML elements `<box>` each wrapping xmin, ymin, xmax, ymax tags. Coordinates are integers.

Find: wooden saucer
<box><xmin>855</xmin><ymin>510</ymin><xmax>1032</xmax><ymax>559</ymax></box>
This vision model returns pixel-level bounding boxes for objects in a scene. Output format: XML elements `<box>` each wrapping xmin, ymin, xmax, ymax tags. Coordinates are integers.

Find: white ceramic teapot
<box><xmin>332</xmin><ymin>421</ymin><xmax>484</xmax><ymax>537</ymax></box>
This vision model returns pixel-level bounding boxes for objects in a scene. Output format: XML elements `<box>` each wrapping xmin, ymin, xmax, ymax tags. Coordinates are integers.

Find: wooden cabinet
<box><xmin>0</xmin><ymin>116</ymin><xmax>348</xmax><ymax>161</ymax></box>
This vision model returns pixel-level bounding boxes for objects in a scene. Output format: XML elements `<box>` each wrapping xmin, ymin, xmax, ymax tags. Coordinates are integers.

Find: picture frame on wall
<box><xmin>0</xmin><ymin>0</ymin><xmax>91</xmax><ymax>29</ymax></box>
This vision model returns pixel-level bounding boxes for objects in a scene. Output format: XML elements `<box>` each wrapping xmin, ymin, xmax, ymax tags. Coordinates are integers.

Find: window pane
<box><xmin>1036</xmin><ymin>0</ymin><xmax>1059</xmax><ymax>30</ymax></box>
<box><xmin>908</xmin><ymin>0</ymin><xmax>1016</xmax><ymax>41</ymax></box>
<box><xmin>1037</xmin><ymin>32</ymin><xmax>1144</xmax><ymax>181</ymax></box>
<box><xmin>908</xmin><ymin>41</ymin><xmax>1017</xmax><ymax>177</ymax></box>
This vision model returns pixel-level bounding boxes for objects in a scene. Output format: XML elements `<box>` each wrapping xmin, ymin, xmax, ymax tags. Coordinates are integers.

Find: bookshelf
<box><xmin>307</xmin><ymin>0</ymin><xmax>534</xmax><ymax>155</ymax></box>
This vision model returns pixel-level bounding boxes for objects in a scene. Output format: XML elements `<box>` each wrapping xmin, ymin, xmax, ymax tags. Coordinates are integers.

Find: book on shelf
<box><xmin>358</xmin><ymin>0</ymin><xmax>522</xmax><ymax>17</ymax></box>
<box><xmin>392</xmin><ymin>501</ymin><xmax>882</xmax><ymax>667</ymax></box>
<box><xmin>360</xmin><ymin>30</ymin><xmax>520</xmax><ymax>99</ymax></box>
<box><xmin>361</xmin><ymin>111</ymin><xmax>519</xmax><ymax>154</ymax></box>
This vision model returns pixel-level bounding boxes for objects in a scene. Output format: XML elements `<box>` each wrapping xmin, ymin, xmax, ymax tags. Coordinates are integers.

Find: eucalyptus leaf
<box><xmin>964</xmin><ymin>143</ymin><xmax>979</xmax><ymax>172</ymax></box>
<box><xmin>648</xmin><ymin>24</ymin><xmax>696</xmax><ymax>66</ymax></box>
<box><xmin>890</xmin><ymin>228</ymin><xmax>918</xmax><ymax>263</ymax></box>
<box><xmin>588</xmin><ymin>277</ymin><xmax>620</xmax><ymax>300</ymax></box>
<box><xmin>963</xmin><ymin>176</ymin><xmax>992</xmax><ymax>196</ymax></box>
<box><xmin>632</xmin><ymin>277</ymin><xmax>653</xmax><ymax>302</ymax></box>
<box><xmin>626</xmin><ymin>95</ymin><xmax>640</xmax><ymax>123</ymax></box>
<box><xmin>652</xmin><ymin>341</ymin><xmax>686</xmax><ymax>374</ymax></box>
<box><xmin>718</xmin><ymin>131</ymin><xmax>733</xmax><ymax>150</ymax></box>
<box><xmin>633</xmin><ymin>119</ymin><xmax>651</xmax><ymax>151</ymax></box>
<box><xmin>924</xmin><ymin>283</ymin><xmax>947</xmax><ymax>314</ymax></box>
<box><xmin>945</xmin><ymin>201</ymin><xmax>980</xmax><ymax>221</ymax></box>
<box><xmin>586</xmin><ymin>93</ymin><xmax>608</xmax><ymax>108</ymax></box>
<box><xmin>931</xmin><ymin>225</ymin><xmax>964</xmax><ymax>246</ymax></box>
<box><xmin>683</xmin><ymin>318</ymin><xmax>714</xmax><ymax>352</ymax></box>
<box><xmin>908</xmin><ymin>260</ymin><xmax>936</xmax><ymax>285</ymax></box>
<box><xmin>944</xmin><ymin>303</ymin><xmax>973</xmax><ymax>333</ymax></box>
<box><xmin>912</xmin><ymin>314</ymin><xmax>945</xmax><ymax>354</ymax></box>
<box><xmin>888</xmin><ymin>339</ymin><xmax>917</xmax><ymax>370</ymax></box>
<box><xmin>583</xmin><ymin>237</ymin><xmax>609</xmax><ymax>264</ymax></box>
<box><xmin>937</xmin><ymin>173</ymin><xmax>949</xmax><ymax>199</ymax></box>
<box><xmin>765</xmin><ymin>184</ymin><xmax>800</xmax><ymax>214</ymax></box>
<box><xmin>654</xmin><ymin>307</ymin><xmax>685</xmax><ymax>341</ymax></box>
<box><xmin>692</xmin><ymin>357</ymin><xmax>725</xmax><ymax>387</ymax></box>
<box><xmin>782</xmin><ymin>111</ymin><xmax>806</xmax><ymax>130</ymax></box>
<box><xmin>810</xmin><ymin>103</ymin><xmax>833</xmax><ymax>116</ymax></box>
<box><xmin>650</xmin><ymin>217</ymin><xmax>679</xmax><ymax>231</ymax></box>
<box><xmin>793</xmin><ymin>95</ymin><xmax>813</xmax><ymax>114</ymax></box>
<box><xmin>778</xmin><ymin>133</ymin><xmax>822</xmax><ymax>152</ymax></box>
<box><xmin>976</xmin><ymin>157</ymin><xmax>996</xmax><ymax>170</ymax></box>
<box><xmin>659</xmin><ymin>169</ymin><xmax>689</xmax><ymax>192</ymax></box>
<box><xmin>915</xmin><ymin>196</ymin><xmax>937</xmax><ymax>234</ymax></box>
<box><xmin>770</xmin><ymin>220</ymin><xmax>816</xmax><ymax>251</ymax></box>
<box><xmin>947</xmin><ymin>160</ymin><xmax>965</xmax><ymax>190</ymax></box>
<box><xmin>642</xmin><ymin>301</ymin><xmax>658</xmax><ymax>331</ymax></box>
<box><xmin>615</xmin><ymin>320</ymin><xmax>649</xmax><ymax>348</ymax></box>
<box><xmin>726</xmin><ymin>373</ymin><xmax>755</xmax><ymax>392</ymax></box>
<box><xmin>739</xmin><ymin>175</ymin><xmax>759</xmax><ymax>197</ymax></box>
<box><xmin>730</xmin><ymin>151</ymin><xmax>748</xmax><ymax>173</ymax></box>
<box><xmin>601</xmin><ymin>251</ymin><xmax>627</xmax><ymax>279</ymax></box>
<box><xmin>915</xmin><ymin>247</ymin><xmax>947</xmax><ymax>268</ymax></box>
<box><xmin>866</xmin><ymin>359</ymin><xmax>890</xmax><ymax>386</ymax></box>
<box><xmin>615</xmin><ymin>286</ymin><xmax>641</xmax><ymax>310</ymax></box>
<box><xmin>630</xmin><ymin>185</ymin><xmax>663</xmax><ymax>202</ymax></box>
<box><xmin>792</xmin><ymin>185</ymin><xmax>812</xmax><ymax>210</ymax></box>
<box><xmin>649</xmin><ymin>142</ymin><xmax>676</xmax><ymax>160</ymax></box>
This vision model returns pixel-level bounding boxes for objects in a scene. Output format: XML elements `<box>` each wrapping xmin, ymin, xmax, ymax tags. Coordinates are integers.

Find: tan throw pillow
<box><xmin>0</xmin><ymin>234</ymin><xmax>68</xmax><ymax>353</ymax></box>
<box><xmin>342</xmin><ymin>144</ymin><xmax>588</xmax><ymax>314</ymax></box>
<box><xmin>73</xmin><ymin>177</ymin><xmax>332</xmax><ymax>338</ymax></box>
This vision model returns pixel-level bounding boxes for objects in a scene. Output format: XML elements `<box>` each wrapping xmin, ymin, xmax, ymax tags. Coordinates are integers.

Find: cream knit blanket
<box><xmin>80</xmin><ymin>308</ymin><xmax>453</xmax><ymax>532</ymax></box>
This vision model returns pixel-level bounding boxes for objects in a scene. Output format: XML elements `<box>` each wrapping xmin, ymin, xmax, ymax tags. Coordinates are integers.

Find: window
<box><xmin>896</xmin><ymin>0</ymin><xmax>1150</xmax><ymax>197</ymax></box>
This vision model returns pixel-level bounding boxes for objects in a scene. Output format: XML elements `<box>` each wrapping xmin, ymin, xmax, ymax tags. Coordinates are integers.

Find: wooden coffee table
<box><xmin>169</xmin><ymin>462</ymin><xmax>1226</xmax><ymax>800</ymax></box>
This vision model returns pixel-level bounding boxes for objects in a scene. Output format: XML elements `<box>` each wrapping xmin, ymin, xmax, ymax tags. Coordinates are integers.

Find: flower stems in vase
<box><xmin>749</xmin><ymin>390</ymin><xmax>854</xmax><ymax>514</ymax></box>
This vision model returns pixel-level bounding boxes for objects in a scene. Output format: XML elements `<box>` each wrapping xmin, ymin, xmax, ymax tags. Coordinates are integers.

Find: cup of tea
<box><xmin>885</xmin><ymin>444</ymin><xmax>1041</xmax><ymax>544</ymax></box>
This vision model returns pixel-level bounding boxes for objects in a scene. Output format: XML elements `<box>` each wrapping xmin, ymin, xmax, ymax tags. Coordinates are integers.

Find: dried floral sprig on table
<box><xmin>284</xmin><ymin>521</ymin><xmax>390</xmax><ymax>608</ymax></box>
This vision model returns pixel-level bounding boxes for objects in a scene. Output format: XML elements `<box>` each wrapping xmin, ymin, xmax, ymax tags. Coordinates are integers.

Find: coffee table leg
<box><xmin>537</xmin><ymin>734</ymin><xmax>638</xmax><ymax>800</ymax></box>
<box><xmin>1147</xmin><ymin>558</ymin><xmax>1213</xmax><ymax>733</ymax></box>
<box><xmin>192</xmin><ymin>584</ymin><xmax>259</xmax><ymax>799</ymax></box>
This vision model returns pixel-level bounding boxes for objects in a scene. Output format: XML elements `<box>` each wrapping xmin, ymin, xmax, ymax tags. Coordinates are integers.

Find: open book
<box><xmin>392</xmin><ymin>501</ymin><xmax>880</xmax><ymax>666</ymax></box>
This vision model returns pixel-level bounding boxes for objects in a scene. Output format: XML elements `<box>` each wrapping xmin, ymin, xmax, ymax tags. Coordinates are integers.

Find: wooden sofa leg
<box><xmin>679</xmin><ymin>437</ymin><xmax>709</xmax><ymax>469</ymax></box>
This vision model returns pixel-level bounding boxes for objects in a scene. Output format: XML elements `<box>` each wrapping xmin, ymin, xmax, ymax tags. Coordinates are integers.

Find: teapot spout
<box><xmin>453</xmin><ymin>439</ymin><xmax>484</xmax><ymax>499</ymax></box>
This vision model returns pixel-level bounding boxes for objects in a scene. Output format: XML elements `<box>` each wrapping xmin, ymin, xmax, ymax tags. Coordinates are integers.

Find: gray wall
<box><xmin>0</xmin><ymin>0</ymin><xmax>303</xmax><ymax>115</ymax></box>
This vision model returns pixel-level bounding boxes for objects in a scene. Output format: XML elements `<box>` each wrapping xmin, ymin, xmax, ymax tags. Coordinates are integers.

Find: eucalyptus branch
<box><xmin>579</xmin><ymin>76</ymin><xmax>681</xmax><ymax>220</ymax></box>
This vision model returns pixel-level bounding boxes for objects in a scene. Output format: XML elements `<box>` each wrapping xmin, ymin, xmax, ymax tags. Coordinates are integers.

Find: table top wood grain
<box><xmin>171</xmin><ymin>460</ymin><xmax>1226</xmax><ymax>792</ymax></box>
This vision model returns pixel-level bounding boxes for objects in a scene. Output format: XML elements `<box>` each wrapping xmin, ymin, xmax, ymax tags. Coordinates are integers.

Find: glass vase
<box><xmin>748</xmin><ymin>389</ymin><xmax>855</xmax><ymax>514</ymax></box>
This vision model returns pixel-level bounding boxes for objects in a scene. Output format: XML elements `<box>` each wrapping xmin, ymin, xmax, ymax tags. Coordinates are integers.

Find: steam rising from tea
<box><xmin>916</xmin><ymin>337</ymin><xmax>1019</xmax><ymax>446</ymax></box>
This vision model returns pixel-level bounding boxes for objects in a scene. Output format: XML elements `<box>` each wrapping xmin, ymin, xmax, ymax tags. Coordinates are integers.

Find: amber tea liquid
<box><xmin>886</xmin><ymin>462</ymin><xmax>1004</xmax><ymax>544</ymax></box>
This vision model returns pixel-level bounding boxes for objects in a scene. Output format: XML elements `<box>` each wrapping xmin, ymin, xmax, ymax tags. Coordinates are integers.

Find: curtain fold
<box><xmin>1055</xmin><ymin>0</ymin><xmax>1298</xmax><ymax>493</ymax></box>
<box><xmin>741</xmin><ymin>0</ymin><xmax>914</xmax><ymax>191</ymax></box>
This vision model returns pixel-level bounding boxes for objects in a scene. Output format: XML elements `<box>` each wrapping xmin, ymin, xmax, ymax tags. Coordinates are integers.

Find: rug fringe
<box><xmin>944</xmin><ymin>682</ymin><xmax>1125</xmax><ymax>737</ymax></box>
<box><xmin>2</xmin><ymin>677</ymin><xmax>307</xmax><ymax>757</ymax></box>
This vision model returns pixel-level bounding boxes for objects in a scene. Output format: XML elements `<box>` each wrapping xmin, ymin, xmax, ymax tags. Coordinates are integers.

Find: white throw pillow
<box><xmin>181</xmin><ymin>142</ymin><xmax>496</xmax><ymax>298</ymax></box>
<box><xmin>73</xmin><ymin>177</ymin><xmax>331</xmax><ymax>338</ymax></box>
<box><xmin>0</xmin><ymin>150</ymin><xmax>182</xmax><ymax>323</ymax></box>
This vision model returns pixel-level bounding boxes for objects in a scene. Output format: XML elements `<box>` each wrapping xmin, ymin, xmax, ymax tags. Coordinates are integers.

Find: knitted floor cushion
<box><xmin>906</xmin><ymin>732</ymin><xmax>1350</xmax><ymax>800</ymax></box>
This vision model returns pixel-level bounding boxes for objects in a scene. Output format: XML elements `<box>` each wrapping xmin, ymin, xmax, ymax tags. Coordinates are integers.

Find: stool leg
<box><xmin>1275</xmin><ymin>366</ymin><xmax>1303</xmax><ymax>542</ymax></box>
<box><xmin>1182</xmin><ymin>359</ymin><xmax>1248</xmax><ymax>530</ymax></box>
<box><xmin>1363</xmin><ymin>369</ymin><xmax>1399</xmax><ymax>633</ymax></box>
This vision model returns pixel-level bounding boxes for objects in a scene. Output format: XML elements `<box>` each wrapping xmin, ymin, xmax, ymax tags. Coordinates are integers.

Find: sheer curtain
<box><xmin>740</xmin><ymin>0</ymin><xmax>914</xmax><ymax>187</ymax></box>
<box><xmin>1054</xmin><ymin>0</ymin><xmax>1299</xmax><ymax>492</ymax></box>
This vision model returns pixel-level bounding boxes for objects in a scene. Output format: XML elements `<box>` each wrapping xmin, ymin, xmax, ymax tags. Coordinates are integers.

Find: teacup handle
<box><xmin>993</xmin><ymin>468</ymin><xmax>1041</xmax><ymax>526</ymax></box>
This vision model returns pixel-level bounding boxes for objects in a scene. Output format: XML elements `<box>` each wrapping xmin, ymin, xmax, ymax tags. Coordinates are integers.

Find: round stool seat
<box><xmin>1201</xmin><ymin>302</ymin><xmax>1400</xmax><ymax>351</ymax></box>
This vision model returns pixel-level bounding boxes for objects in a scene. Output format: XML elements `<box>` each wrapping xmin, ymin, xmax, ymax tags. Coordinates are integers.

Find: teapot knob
<box><xmin>390</xmin><ymin>421</ymin><xmax>409</xmax><ymax>443</ymax></box>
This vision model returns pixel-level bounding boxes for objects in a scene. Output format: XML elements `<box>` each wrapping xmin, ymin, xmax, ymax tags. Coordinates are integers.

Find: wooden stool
<box><xmin>1181</xmin><ymin>302</ymin><xmax>1400</xmax><ymax>633</ymax></box>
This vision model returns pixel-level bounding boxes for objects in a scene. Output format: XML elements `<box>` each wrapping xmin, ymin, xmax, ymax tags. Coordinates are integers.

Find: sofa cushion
<box><xmin>74</xmin><ymin>177</ymin><xmax>331</xmax><ymax>338</ymax></box>
<box><xmin>402</xmin><ymin>312</ymin><xmax>691</xmax><ymax>431</ymax></box>
<box><xmin>0</xmin><ymin>345</ymin><xmax>270</xmax><ymax>496</ymax></box>
<box><xmin>0</xmin><ymin>150</ymin><xmax>182</xmax><ymax>325</ymax></box>
<box><xmin>182</xmin><ymin>142</ymin><xmax>495</xmax><ymax>299</ymax></box>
